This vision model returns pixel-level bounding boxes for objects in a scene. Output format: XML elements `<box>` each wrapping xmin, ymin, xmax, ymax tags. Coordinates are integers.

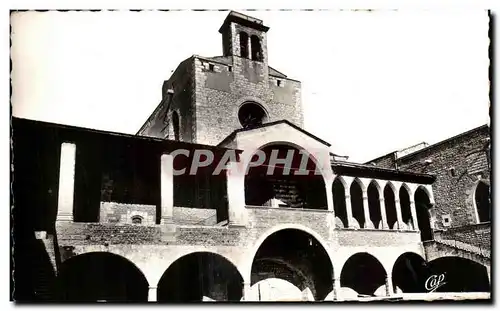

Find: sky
<box><xmin>10</xmin><ymin>9</ymin><xmax>490</xmax><ymax>163</ymax></box>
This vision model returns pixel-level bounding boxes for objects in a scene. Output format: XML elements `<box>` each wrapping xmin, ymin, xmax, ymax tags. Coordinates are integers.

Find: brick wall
<box><xmin>336</xmin><ymin>229</ymin><xmax>421</xmax><ymax>247</ymax></box>
<box><xmin>100</xmin><ymin>202</ymin><xmax>156</xmax><ymax>225</ymax></box>
<box><xmin>56</xmin><ymin>222</ymin><xmax>163</xmax><ymax>247</ymax></box>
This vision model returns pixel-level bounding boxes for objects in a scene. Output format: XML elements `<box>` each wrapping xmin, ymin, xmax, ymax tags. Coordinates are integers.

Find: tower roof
<box><xmin>218</xmin><ymin>11</ymin><xmax>270</xmax><ymax>33</ymax></box>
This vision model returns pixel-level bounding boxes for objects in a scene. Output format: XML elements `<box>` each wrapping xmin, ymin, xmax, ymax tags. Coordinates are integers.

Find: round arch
<box><xmin>428</xmin><ymin>256</ymin><xmax>490</xmax><ymax>292</ymax></box>
<box><xmin>399</xmin><ymin>185</ymin><xmax>413</xmax><ymax>229</ymax></box>
<box><xmin>416</xmin><ymin>185</ymin><xmax>435</xmax><ymax>205</ymax></box>
<box><xmin>391</xmin><ymin>252</ymin><xmax>430</xmax><ymax>293</ymax></box>
<box><xmin>472</xmin><ymin>179</ymin><xmax>491</xmax><ymax>224</ymax></box>
<box><xmin>55</xmin><ymin>252</ymin><xmax>149</xmax><ymax>302</ymax></box>
<box><xmin>243</xmin><ymin>141</ymin><xmax>329</xmax><ymax>180</ymax></box>
<box><xmin>350</xmin><ymin>178</ymin><xmax>366</xmax><ymax>228</ymax></box>
<box><xmin>333</xmin><ymin>175</ymin><xmax>349</xmax><ymax>189</ymax></box>
<box><xmin>245</xmin><ymin>224</ymin><xmax>334</xmax><ymax>276</ymax></box>
<box><xmin>244</xmin><ymin>142</ymin><xmax>328</xmax><ymax>210</ymax></box>
<box><xmin>352</xmin><ymin>177</ymin><xmax>366</xmax><ymax>192</ymax></box>
<box><xmin>383</xmin><ymin>183</ymin><xmax>398</xmax><ymax>229</ymax></box>
<box><xmin>415</xmin><ymin>187</ymin><xmax>434</xmax><ymax>241</ymax></box>
<box><xmin>339</xmin><ymin>252</ymin><xmax>387</xmax><ymax>296</ymax></box>
<box><xmin>245</xmin><ymin>224</ymin><xmax>334</xmax><ymax>301</ymax></box>
<box><xmin>367</xmin><ymin>180</ymin><xmax>383</xmax><ymax>229</ymax></box>
<box><xmin>157</xmin><ymin>251</ymin><xmax>244</xmax><ymax>302</ymax></box>
<box><xmin>162</xmin><ymin>250</ymin><xmax>246</xmax><ymax>281</ymax></box>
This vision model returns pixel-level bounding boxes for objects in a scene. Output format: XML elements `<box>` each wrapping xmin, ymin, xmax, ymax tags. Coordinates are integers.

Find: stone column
<box><xmin>362</xmin><ymin>190</ymin><xmax>373</xmax><ymax>228</ymax></box>
<box><xmin>409</xmin><ymin>200</ymin><xmax>419</xmax><ymax>231</ymax></box>
<box><xmin>325</xmin><ymin>179</ymin><xmax>334</xmax><ymax>212</ymax></box>
<box><xmin>395</xmin><ymin>199</ymin><xmax>403</xmax><ymax>230</ymax></box>
<box><xmin>379</xmin><ymin>198</ymin><xmax>389</xmax><ymax>229</ymax></box>
<box><xmin>486</xmin><ymin>265</ymin><xmax>491</xmax><ymax>285</ymax></box>
<box><xmin>226</xmin><ymin>162</ymin><xmax>246</xmax><ymax>226</ymax></box>
<box><xmin>333</xmin><ymin>277</ymin><xmax>342</xmax><ymax>301</ymax></box>
<box><xmin>385</xmin><ymin>274</ymin><xmax>394</xmax><ymax>296</ymax></box>
<box><xmin>247</xmin><ymin>36</ymin><xmax>252</xmax><ymax>59</ymax></box>
<box><xmin>242</xmin><ymin>281</ymin><xmax>252</xmax><ymax>301</ymax></box>
<box><xmin>148</xmin><ymin>286</ymin><xmax>157</xmax><ymax>302</ymax></box>
<box><xmin>56</xmin><ymin>142</ymin><xmax>76</xmax><ymax>222</ymax></box>
<box><xmin>160</xmin><ymin>154</ymin><xmax>174</xmax><ymax>224</ymax></box>
<box><xmin>345</xmin><ymin>193</ymin><xmax>355</xmax><ymax>228</ymax></box>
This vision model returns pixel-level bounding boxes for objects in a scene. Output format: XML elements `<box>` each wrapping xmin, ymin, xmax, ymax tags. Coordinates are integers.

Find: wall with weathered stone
<box><xmin>367</xmin><ymin>125</ymin><xmax>490</xmax><ymax>232</ymax></box>
<box><xmin>193</xmin><ymin>56</ymin><xmax>303</xmax><ymax>146</ymax></box>
<box><xmin>433</xmin><ymin>223</ymin><xmax>490</xmax><ymax>250</ymax></box>
<box><xmin>99</xmin><ymin>202</ymin><xmax>156</xmax><ymax>225</ymax></box>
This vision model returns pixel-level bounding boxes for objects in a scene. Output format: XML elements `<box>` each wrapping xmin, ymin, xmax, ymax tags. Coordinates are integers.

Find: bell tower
<box><xmin>219</xmin><ymin>11</ymin><xmax>270</xmax><ymax>66</ymax></box>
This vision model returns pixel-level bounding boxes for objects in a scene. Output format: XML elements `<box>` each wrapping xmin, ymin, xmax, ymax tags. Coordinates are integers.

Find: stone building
<box><xmin>367</xmin><ymin>125</ymin><xmax>491</xmax><ymax>252</ymax></box>
<box><xmin>11</xmin><ymin>11</ymin><xmax>491</xmax><ymax>302</ymax></box>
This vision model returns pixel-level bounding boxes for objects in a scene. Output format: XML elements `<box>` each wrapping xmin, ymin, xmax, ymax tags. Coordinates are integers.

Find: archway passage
<box><xmin>415</xmin><ymin>187</ymin><xmax>433</xmax><ymax>241</ymax></box>
<box><xmin>55</xmin><ymin>252</ymin><xmax>148</xmax><ymax>302</ymax></box>
<box><xmin>251</xmin><ymin>229</ymin><xmax>333</xmax><ymax>301</ymax></box>
<box><xmin>245</xmin><ymin>145</ymin><xmax>327</xmax><ymax>210</ymax></box>
<box><xmin>475</xmin><ymin>181</ymin><xmax>491</xmax><ymax>223</ymax></box>
<box><xmin>350</xmin><ymin>180</ymin><xmax>365</xmax><ymax>228</ymax></box>
<box><xmin>340</xmin><ymin>253</ymin><xmax>386</xmax><ymax>296</ymax></box>
<box><xmin>249</xmin><ymin>278</ymin><xmax>303</xmax><ymax>301</ymax></box>
<box><xmin>157</xmin><ymin>252</ymin><xmax>243</xmax><ymax>302</ymax></box>
<box><xmin>392</xmin><ymin>252</ymin><xmax>431</xmax><ymax>293</ymax></box>
<box><xmin>367</xmin><ymin>182</ymin><xmax>382</xmax><ymax>229</ymax></box>
<box><xmin>428</xmin><ymin>257</ymin><xmax>490</xmax><ymax>292</ymax></box>
<box><xmin>333</xmin><ymin>178</ymin><xmax>348</xmax><ymax>228</ymax></box>
<box><xmin>384</xmin><ymin>185</ymin><xmax>398</xmax><ymax>229</ymax></box>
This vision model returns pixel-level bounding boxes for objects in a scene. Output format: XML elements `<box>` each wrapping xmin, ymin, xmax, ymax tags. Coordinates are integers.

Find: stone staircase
<box><xmin>434</xmin><ymin>238</ymin><xmax>490</xmax><ymax>258</ymax></box>
<box><xmin>423</xmin><ymin>238</ymin><xmax>491</xmax><ymax>268</ymax></box>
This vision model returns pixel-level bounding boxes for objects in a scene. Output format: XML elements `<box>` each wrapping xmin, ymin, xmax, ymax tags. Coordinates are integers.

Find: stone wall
<box><xmin>100</xmin><ymin>202</ymin><xmax>156</xmax><ymax>225</ymax></box>
<box><xmin>368</xmin><ymin>125</ymin><xmax>490</xmax><ymax>231</ymax></box>
<box><xmin>193</xmin><ymin>56</ymin><xmax>303</xmax><ymax>146</ymax></box>
<box><xmin>434</xmin><ymin>223</ymin><xmax>491</xmax><ymax>250</ymax></box>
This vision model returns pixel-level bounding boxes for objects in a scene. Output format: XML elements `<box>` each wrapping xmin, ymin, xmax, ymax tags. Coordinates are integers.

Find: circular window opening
<box><xmin>238</xmin><ymin>102</ymin><xmax>268</xmax><ymax>129</ymax></box>
<box><xmin>131</xmin><ymin>216</ymin><xmax>143</xmax><ymax>224</ymax></box>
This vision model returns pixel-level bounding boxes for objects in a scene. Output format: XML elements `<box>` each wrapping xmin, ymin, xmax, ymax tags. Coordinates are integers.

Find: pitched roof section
<box><xmin>217</xmin><ymin>119</ymin><xmax>331</xmax><ymax>148</ymax></box>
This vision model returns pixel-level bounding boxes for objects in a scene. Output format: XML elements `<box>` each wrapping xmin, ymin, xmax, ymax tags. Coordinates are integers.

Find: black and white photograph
<box><xmin>9</xmin><ymin>5</ymin><xmax>492</xmax><ymax>303</ymax></box>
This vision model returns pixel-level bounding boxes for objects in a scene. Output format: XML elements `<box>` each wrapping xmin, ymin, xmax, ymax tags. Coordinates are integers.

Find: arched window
<box><xmin>131</xmin><ymin>215</ymin><xmax>143</xmax><ymax>224</ymax></box>
<box><xmin>251</xmin><ymin>35</ymin><xmax>262</xmax><ymax>61</ymax></box>
<box><xmin>239</xmin><ymin>32</ymin><xmax>249</xmax><ymax>58</ymax></box>
<box><xmin>172</xmin><ymin>111</ymin><xmax>180</xmax><ymax>141</ymax></box>
<box><xmin>475</xmin><ymin>181</ymin><xmax>491</xmax><ymax>223</ymax></box>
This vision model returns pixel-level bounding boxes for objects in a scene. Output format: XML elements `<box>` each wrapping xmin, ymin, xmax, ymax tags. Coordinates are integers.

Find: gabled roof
<box><xmin>217</xmin><ymin>119</ymin><xmax>331</xmax><ymax>148</ymax></box>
